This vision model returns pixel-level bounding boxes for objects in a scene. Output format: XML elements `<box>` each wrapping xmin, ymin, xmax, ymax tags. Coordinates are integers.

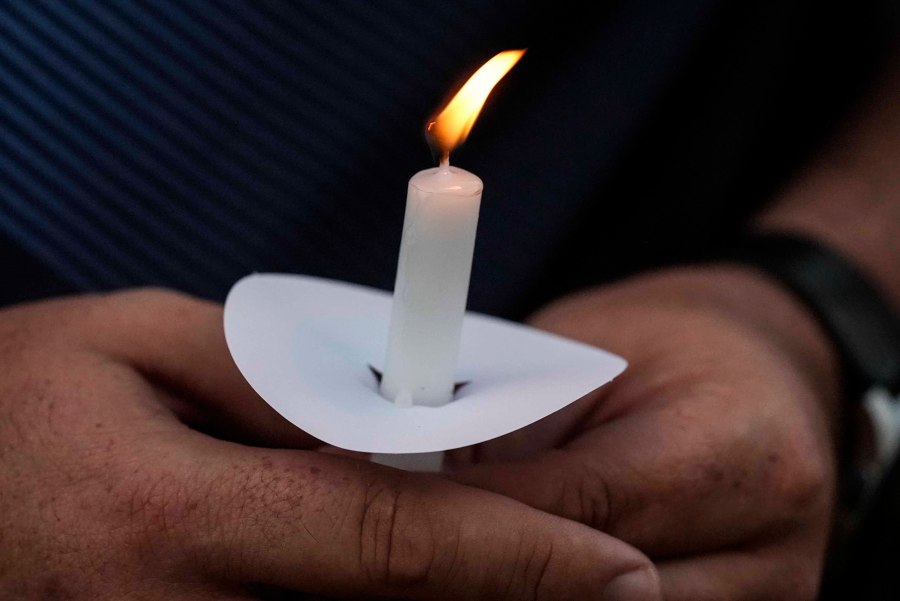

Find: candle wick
<box><xmin>439</xmin><ymin>154</ymin><xmax>450</xmax><ymax>173</ymax></box>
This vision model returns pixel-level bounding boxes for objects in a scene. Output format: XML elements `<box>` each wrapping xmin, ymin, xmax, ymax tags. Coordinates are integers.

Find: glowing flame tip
<box><xmin>428</xmin><ymin>49</ymin><xmax>526</xmax><ymax>161</ymax></box>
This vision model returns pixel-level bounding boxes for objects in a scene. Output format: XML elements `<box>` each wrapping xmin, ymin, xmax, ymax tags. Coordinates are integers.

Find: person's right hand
<box><xmin>0</xmin><ymin>289</ymin><xmax>658</xmax><ymax>601</ymax></box>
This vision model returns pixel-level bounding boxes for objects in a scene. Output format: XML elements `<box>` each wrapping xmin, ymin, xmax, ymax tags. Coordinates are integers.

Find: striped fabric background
<box><xmin>0</xmin><ymin>0</ymin><xmax>720</xmax><ymax>315</ymax></box>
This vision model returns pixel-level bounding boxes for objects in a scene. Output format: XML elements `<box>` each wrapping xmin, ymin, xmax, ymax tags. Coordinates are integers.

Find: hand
<box><xmin>449</xmin><ymin>266</ymin><xmax>841</xmax><ymax>600</ymax></box>
<box><xmin>0</xmin><ymin>289</ymin><xmax>658</xmax><ymax>600</ymax></box>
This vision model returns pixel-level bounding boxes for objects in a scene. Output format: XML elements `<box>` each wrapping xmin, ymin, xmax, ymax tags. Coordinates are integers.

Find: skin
<box><xmin>0</xmin><ymin>289</ymin><xmax>657</xmax><ymax>600</ymax></box>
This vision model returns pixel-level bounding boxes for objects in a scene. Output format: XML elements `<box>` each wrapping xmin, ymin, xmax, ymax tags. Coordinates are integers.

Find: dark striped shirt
<box><xmin>0</xmin><ymin>0</ymin><xmax>884</xmax><ymax>315</ymax></box>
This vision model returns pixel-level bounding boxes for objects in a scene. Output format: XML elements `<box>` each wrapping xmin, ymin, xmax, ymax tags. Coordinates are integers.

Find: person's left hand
<box><xmin>447</xmin><ymin>266</ymin><xmax>841</xmax><ymax>601</ymax></box>
<box><xmin>0</xmin><ymin>289</ymin><xmax>660</xmax><ymax>601</ymax></box>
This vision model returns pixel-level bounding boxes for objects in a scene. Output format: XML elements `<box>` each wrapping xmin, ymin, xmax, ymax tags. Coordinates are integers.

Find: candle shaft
<box><xmin>380</xmin><ymin>165</ymin><xmax>483</xmax><ymax>406</ymax></box>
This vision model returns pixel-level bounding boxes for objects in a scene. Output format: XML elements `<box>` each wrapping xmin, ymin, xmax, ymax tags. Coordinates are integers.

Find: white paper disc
<box><xmin>224</xmin><ymin>274</ymin><xmax>627</xmax><ymax>453</ymax></box>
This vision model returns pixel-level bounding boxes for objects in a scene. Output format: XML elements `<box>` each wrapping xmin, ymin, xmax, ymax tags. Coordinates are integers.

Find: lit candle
<box><xmin>380</xmin><ymin>49</ymin><xmax>525</xmax><ymax>407</ymax></box>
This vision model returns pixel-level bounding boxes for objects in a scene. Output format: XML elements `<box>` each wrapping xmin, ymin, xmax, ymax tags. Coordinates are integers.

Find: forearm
<box><xmin>756</xmin><ymin>48</ymin><xmax>900</xmax><ymax>309</ymax></box>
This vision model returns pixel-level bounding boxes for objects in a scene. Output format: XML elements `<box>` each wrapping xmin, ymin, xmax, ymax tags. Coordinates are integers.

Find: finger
<box><xmin>172</xmin><ymin>443</ymin><xmax>661</xmax><ymax>601</ymax></box>
<box><xmin>446</xmin><ymin>391</ymin><xmax>600</xmax><ymax>467</ymax></box>
<box><xmin>75</xmin><ymin>288</ymin><xmax>318</xmax><ymax>448</ymax></box>
<box><xmin>449</xmin><ymin>404</ymin><xmax>826</xmax><ymax>558</ymax></box>
<box><xmin>656</xmin><ymin>537</ymin><xmax>823</xmax><ymax>601</ymax></box>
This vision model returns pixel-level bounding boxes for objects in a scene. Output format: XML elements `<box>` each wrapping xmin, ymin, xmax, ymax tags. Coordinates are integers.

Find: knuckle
<box><xmin>491</xmin><ymin>527</ymin><xmax>566</xmax><ymax>601</ymax></box>
<box><xmin>563</xmin><ymin>457</ymin><xmax>613</xmax><ymax>531</ymax></box>
<box><xmin>791</xmin><ymin>572</ymin><xmax>822</xmax><ymax>601</ymax></box>
<box><xmin>774</xmin><ymin>447</ymin><xmax>832</xmax><ymax>517</ymax></box>
<box><xmin>358</xmin><ymin>480</ymin><xmax>438</xmax><ymax>588</ymax></box>
<box><xmin>514</xmin><ymin>536</ymin><xmax>557</xmax><ymax>601</ymax></box>
<box><xmin>773</xmin><ymin>556</ymin><xmax>821</xmax><ymax>601</ymax></box>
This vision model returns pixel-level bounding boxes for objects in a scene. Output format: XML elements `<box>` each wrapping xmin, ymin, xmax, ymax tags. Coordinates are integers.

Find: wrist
<box><xmin>756</xmin><ymin>180</ymin><xmax>900</xmax><ymax>314</ymax></box>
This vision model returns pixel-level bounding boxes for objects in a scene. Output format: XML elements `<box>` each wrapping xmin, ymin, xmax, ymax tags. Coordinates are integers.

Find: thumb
<box><xmin>176</xmin><ymin>444</ymin><xmax>662</xmax><ymax>601</ymax></box>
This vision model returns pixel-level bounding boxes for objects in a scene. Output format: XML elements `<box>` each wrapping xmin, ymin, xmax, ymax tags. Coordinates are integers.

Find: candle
<box><xmin>380</xmin><ymin>49</ymin><xmax>525</xmax><ymax>407</ymax></box>
<box><xmin>379</xmin><ymin>162</ymin><xmax>482</xmax><ymax>407</ymax></box>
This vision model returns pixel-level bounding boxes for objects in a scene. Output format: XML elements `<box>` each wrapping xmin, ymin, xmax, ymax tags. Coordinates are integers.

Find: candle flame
<box><xmin>427</xmin><ymin>49</ymin><xmax>526</xmax><ymax>161</ymax></box>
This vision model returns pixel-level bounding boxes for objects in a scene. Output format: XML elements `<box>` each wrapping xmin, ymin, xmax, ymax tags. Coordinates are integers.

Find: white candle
<box><xmin>379</xmin><ymin>49</ymin><xmax>525</xmax><ymax>409</ymax></box>
<box><xmin>380</xmin><ymin>162</ymin><xmax>483</xmax><ymax>406</ymax></box>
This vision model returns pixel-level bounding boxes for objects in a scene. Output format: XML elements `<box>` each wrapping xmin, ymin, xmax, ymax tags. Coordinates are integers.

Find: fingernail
<box><xmin>601</xmin><ymin>566</ymin><xmax>661</xmax><ymax>601</ymax></box>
